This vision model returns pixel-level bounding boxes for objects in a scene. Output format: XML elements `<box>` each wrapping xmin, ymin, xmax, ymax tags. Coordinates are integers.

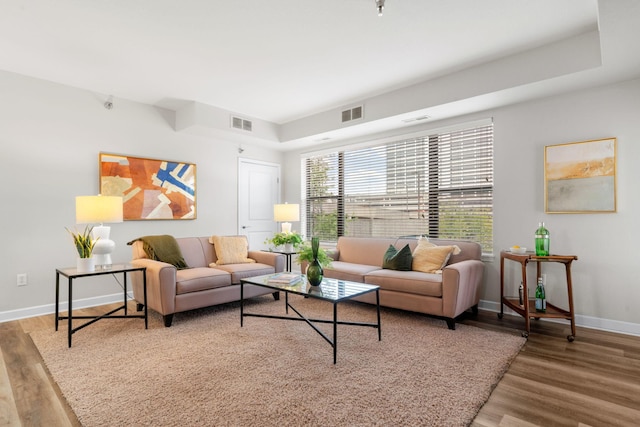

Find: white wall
<box><xmin>0</xmin><ymin>71</ymin><xmax>283</xmax><ymax>317</ymax></box>
<box><xmin>282</xmin><ymin>77</ymin><xmax>640</xmax><ymax>335</ymax></box>
<box><xmin>3</xmin><ymin>68</ymin><xmax>639</xmax><ymax>336</ymax></box>
<box><xmin>491</xmin><ymin>78</ymin><xmax>639</xmax><ymax>334</ymax></box>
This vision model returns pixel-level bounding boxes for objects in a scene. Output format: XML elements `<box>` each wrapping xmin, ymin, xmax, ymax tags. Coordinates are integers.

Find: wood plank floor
<box><xmin>1</xmin><ymin>303</ymin><xmax>639</xmax><ymax>426</ymax></box>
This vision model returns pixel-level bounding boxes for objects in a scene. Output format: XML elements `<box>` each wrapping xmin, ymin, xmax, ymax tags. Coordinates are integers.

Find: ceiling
<box><xmin>1</xmin><ymin>0</ymin><xmax>639</xmax><ymax>149</ymax></box>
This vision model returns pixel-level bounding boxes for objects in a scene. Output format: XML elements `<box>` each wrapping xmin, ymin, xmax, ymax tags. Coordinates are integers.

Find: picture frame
<box><xmin>99</xmin><ymin>152</ymin><xmax>196</xmax><ymax>220</ymax></box>
<box><xmin>544</xmin><ymin>138</ymin><xmax>616</xmax><ymax>214</ymax></box>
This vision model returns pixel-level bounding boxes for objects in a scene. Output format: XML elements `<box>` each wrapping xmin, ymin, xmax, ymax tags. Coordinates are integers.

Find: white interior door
<box><xmin>238</xmin><ymin>158</ymin><xmax>280</xmax><ymax>250</ymax></box>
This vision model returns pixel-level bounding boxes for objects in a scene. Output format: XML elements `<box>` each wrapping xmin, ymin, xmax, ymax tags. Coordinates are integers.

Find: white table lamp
<box><xmin>76</xmin><ymin>195</ymin><xmax>123</xmax><ymax>269</ymax></box>
<box><xmin>273</xmin><ymin>203</ymin><xmax>299</xmax><ymax>234</ymax></box>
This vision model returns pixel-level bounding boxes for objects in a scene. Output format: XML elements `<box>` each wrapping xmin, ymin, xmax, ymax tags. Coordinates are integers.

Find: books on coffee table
<box><xmin>268</xmin><ymin>273</ymin><xmax>302</xmax><ymax>284</ymax></box>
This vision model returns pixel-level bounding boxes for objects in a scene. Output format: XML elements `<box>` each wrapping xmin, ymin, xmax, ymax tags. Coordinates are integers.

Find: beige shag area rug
<box><xmin>31</xmin><ymin>295</ymin><xmax>525</xmax><ymax>427</ymax></box>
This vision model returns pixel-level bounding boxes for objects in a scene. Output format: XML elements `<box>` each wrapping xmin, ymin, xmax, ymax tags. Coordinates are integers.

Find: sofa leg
<box><xmin>163</xmin><ymin>314</ymin><xmax>174</xmax><ymax>327</ymax></box>
<box><xmin>272</xmin><ymin>291</ymin><xmax>280</xmax><ymax>301</ymax></box>
<box><xmin>446</xmin><ymin>318</ymin><xmax>456</xmax><ymax>330</ymax></box>
<box><xmin>136</xmin><ymin>303</ymin><xmax>144</xmax><ymax>312</ymax></box>
<box><xmin>471</xmin><ymin>304</ymin><xmax>479</xmax><ymax>315</ymax></box>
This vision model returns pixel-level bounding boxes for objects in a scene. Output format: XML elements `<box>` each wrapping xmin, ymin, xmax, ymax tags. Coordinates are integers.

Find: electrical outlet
<box><xmin>17</xmin><ymin>273</ymin><xmax>28</xmax><ymax>286</ymax></box>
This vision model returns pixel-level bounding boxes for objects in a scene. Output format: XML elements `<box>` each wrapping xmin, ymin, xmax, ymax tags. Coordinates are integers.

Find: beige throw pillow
<box><xmin>412</xmin><ymin>237</ymin><xmax>456</xmax><ymax>274</ymax></box>
<box><xmin>414</xmin><ymin>235</ymin><xmax>462</xmax><ymax>255</ymax></box>
<box><xmin>209</xmin><ymin>235</ymin><xmax>256</xmax><ymax>265</ymax></box>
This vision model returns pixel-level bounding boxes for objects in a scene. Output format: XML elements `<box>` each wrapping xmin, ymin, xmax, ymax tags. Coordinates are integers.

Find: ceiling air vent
<box><xmin>341</xmin><ymin>105</ymin><xmax>364</xmax><ymax>123</ymax></box>
<box><xmin>231</xmin><ymin>116</ymin><xmax>253</xmax><ymax>132</ymax></box>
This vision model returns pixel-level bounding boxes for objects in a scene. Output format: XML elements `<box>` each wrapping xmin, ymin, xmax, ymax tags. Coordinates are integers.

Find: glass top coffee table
<box><xmin>240</xmin><ymin>274</ymin><xmax>381</xmax><ymax>364</ymax></box>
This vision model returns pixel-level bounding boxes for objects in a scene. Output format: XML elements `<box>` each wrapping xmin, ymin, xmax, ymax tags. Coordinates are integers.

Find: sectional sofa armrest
<box><xmin>130</xmin><ymin>258</ymin><xmax>178</xmax><ymax>316</ymax></box>
<box><xmin>326</xmin><ymin>248</ymin><xmax>339</xmax><ymax>261</ymax></box>
<box><xmin>441</xmin><ymin>259</ymin><xmax>485</xmax><ymax>319</ymax></box>
<box><xmin>248</xmin><ymin>250</ymin><xmax>285</xmax><ymax>273</ymax></box>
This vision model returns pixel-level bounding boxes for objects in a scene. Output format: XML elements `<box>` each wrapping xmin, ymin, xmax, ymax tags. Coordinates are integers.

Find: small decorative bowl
<box><xmin>510</xmin><ymin>246</ymin><xmax>526</xmax><ymax>254</ymax></box>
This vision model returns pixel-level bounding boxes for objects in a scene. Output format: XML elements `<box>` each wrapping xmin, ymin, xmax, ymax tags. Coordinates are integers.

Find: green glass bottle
<box><xmin>535</xmin><ymin>277</ymin><xmax>546</xmax><ymax>313</ymax></box>
<box><xmin>535</xmin><ymin>222</ymin><xmax>550</xmax><ymax>256</ymax></box>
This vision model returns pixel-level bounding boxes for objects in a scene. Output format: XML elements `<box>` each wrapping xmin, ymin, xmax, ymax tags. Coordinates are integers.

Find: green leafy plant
<box><xmin>264</xmin><ymin>232</ymin><xmax>304</xmax><ymax>248</ymax></box>
<box><xmin>66</xmin><ymin>225</ymin><xmax>98</xmax><ymax>258</ymax></box>
<box><xmin>296</xmin><ymin>237</ymin><xmax>333</xmax><ymax>268</ymax></box>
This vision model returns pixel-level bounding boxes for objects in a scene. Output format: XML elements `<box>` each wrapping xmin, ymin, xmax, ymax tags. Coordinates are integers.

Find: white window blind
<box><xmin>302</xmin><ymin>121</ymin><xmax>494</xmax><ymax>254</ymax></box>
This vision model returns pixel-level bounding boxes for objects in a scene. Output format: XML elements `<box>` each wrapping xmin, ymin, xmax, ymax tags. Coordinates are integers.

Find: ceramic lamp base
<box><xmin>92</xmin><ymin>225</ymin><xmax>116</xmax><ymax>269</ymax></box>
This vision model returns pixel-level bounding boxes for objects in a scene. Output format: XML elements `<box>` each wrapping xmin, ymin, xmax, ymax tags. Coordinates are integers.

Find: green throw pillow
<box><xmin>382</xmin><ymin>244</ymin><xmax>413</xmax><ymax>271</ymax></box>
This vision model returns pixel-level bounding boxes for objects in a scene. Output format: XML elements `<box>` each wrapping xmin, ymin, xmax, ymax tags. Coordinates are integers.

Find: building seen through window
<box><xmin>302</xmin><ymin>120</ymin><xmax>494</xmax><ymax>255</ymax></box>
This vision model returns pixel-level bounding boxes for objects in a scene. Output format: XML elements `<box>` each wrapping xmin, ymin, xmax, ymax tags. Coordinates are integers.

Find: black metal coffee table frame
<box><xmin>240</xmin><ymin>274</ymin><xmax>381</xmax><ymax>364</ymax></box>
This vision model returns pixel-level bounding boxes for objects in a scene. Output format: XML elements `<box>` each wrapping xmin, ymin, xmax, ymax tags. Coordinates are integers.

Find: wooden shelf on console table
<box><xmin>499</xmin><ymin>251</ymin><xmax>578</xmax><ymax>341</ymax></box>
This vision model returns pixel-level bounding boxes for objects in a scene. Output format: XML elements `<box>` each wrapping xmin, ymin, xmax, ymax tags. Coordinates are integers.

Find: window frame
<box><xmin>301</xmin><ymin>119</ymin><xmax>494</xmax><ymax>255</ymax></box>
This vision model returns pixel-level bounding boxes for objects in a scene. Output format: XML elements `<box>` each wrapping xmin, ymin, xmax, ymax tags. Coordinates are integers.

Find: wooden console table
<box><xmin>499</xmin><ymin>251</ymin><xmax>577</xmax><ymax>341</ymax></box>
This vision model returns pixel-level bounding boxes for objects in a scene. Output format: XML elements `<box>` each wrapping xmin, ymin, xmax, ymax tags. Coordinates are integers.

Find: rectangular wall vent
<box><xmin>231</xmin><ymin>116</ymin><xmax>253</xmax><ymax>132</ymax></box>
<box><xmin>341</xmin><ymin>105</ymin><xmax>364</xmax><ymax>123</ymax></box>
<box><xmin>351</xmin><ymin>105</ymin><xmax>362</xmax><ymax>120</ymax></box>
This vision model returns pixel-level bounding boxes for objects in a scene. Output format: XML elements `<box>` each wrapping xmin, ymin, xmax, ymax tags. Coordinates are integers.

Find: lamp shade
<box><xmin>76</xmin><ymin>195</ymin><xmax>123</xmax><ymax>224</ymax></box>
<box><xmin>273</xmin><ymin>203</ymin><xmax>299</xmax><ymax>222</ymax></box>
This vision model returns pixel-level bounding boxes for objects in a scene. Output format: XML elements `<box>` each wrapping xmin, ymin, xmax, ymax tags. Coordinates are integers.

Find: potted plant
<box><xmin>66</xmin><ymin>225</ymin><xmax>98</xmax><ymax>272</ymax></box>
<box><xmin>264</xmin><ymin>231</ymin><xmax>304</xmax><ymax>252</ymax></box>
<box><xmin>296</xmin><ymin>237</ymin><xmax>333</xmax><ymax>286</ymax></box>
<box><xmin>296</xmin><ymin>238</ymin><xmax>333</xmax><ymax>267</ymax></box>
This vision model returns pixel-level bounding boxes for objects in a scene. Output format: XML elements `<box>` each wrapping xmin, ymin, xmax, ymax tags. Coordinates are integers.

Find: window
<box><xmin>302</xmin><ymin>120</ymin><xmax>494</xmax><ymax>254</ymax></box>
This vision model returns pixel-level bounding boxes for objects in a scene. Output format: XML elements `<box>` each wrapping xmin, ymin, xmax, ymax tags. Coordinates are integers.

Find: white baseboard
<box><xmin>2</xmin><ymin>296</ymin><xmax>639</xmax><ymax>338</ymax></box>
<box><xmin>478</xmin><ymin>299</ymin><xmax>640</xmax><ymax>337</ymax></box>
<box><xmin>0</xmin><ymin>292</ymin><xmax>134</xmax><ymax>323</ymax></box>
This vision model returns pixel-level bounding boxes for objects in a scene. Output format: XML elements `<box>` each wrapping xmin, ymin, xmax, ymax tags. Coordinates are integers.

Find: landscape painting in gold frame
<box><xmin>544</xmin><ymin>138</ymin><xmax>616</xmax><ymax>214</ymax></box>
<box><xmin>100</xmin><ymin>153</ymin><xmax>196</xmax><ymax>220</ymax></box>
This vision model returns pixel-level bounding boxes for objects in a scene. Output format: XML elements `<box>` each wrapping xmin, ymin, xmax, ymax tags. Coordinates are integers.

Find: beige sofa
<box><xmin>130</xmin><ymin>236</ymin><xmax>285</xmax><ymax>327</ymax></box>
<box><xmin>316</xmin><ymin>236</ymin><xmax>484</xmax><ymax>330</ymax></box>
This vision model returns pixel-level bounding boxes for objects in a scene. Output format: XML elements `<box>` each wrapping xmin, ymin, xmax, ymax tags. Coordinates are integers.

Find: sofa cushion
<box><xmin>382</xmin><ymin>244</ymin><xmax>413</xmax><ymax>271</ymax></box>
<box><xmin>412</xmin><ymin>244</ymin><xmax>455</xmax><ymax>274</ymax></box>
<box><xmin>209</xmin><ymin>235</ymin><xmax>256</xmax><ymax>265</ymax></box>
<box><xmin>322</xmin><ymin>261</ymin><xmax>381</xmax><ymax>283</ymax></box>
<box><xmin>336</xmin><ymin>237</ymin><xmax>398</xmax><ymax>267</ymax></box>
<box><xmin>212</xmin><ymin>263</ymin><xmax>275</xmax><ymax>284</ymax></box>
<box><xmin>175</xmin><ymin>267</ymin><xmax>231</xmax><ymax>295</ymax></box>
<box><xmin>364</xmin><ymin>269</ymin><xmax>443</xmax><ymax>297</ymax></box>
<box><xmin>177</xmin><ymin>237</ymin><xmax>211</xmax><ymax>268</ymax></box>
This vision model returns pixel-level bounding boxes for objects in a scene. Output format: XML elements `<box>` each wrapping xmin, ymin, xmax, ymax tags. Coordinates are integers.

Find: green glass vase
<box><xmin>306</xmin><ymin>237</ymin><xmax>323</xmax><ymax>286</ymax></box>
<box><xmin>306</xmin><ymin>258</ymin><xmax>323</xmax><ymax>287</ymax></box>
